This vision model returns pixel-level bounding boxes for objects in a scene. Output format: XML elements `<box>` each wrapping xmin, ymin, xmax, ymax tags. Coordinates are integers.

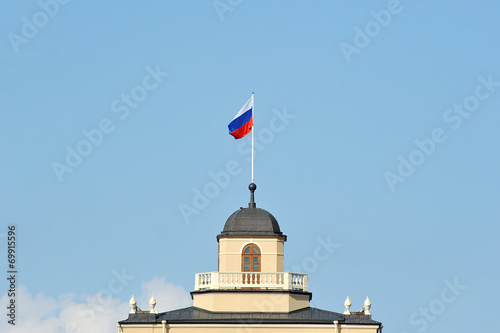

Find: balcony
<box><xmin>194</xmin><ymin>272</ymin><xmax>308</xmax><ymax>292</ymax></box>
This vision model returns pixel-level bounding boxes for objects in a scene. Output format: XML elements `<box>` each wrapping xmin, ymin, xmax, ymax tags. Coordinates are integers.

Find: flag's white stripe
<box><xmin>232</xmin><ymin>97</ymin><xmax>253</xmax><ymax>120</ymax></box>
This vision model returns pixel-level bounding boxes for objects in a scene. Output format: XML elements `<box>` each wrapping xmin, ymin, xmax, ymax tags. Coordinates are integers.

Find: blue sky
<box><xmin>1</xmin><ymin>1</ymin><xmax>499</xmax><ymax>332</ymax></box>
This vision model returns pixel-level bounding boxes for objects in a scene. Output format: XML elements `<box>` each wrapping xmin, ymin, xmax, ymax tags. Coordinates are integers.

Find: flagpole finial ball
<box><xmin>248</xmin><ymin>183</ymin><xmax>257</xmax><ymax>208</ymax></box>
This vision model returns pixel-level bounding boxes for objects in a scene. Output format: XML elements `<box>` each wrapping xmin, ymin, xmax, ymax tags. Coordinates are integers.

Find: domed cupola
<box><xmin>192</xmin><ymin>182</ymin><xmax>310</xmax><ymax>313</ymax></box>
<box><xmin>218</xmin><ymin>183</ymin><xmax>285</xmax><ymax>240</ymax></box>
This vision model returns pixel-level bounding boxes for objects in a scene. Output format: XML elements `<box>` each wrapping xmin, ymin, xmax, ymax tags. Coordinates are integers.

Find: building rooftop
<box><xmin>120</xmin><ymin>306</ymin><xmax>382</xmax><ymax>326</ymax></box>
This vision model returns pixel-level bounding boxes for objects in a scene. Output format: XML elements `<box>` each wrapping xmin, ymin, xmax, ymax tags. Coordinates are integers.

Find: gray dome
<box><xmin>217</xmin><ymin>183</ymin><xmax>286</xmax><ymax>241</ymax></box>
<box><xmin>220</xmin><ymin>207</ymin><xmax>283</xmax><ymax>237</ymax></box>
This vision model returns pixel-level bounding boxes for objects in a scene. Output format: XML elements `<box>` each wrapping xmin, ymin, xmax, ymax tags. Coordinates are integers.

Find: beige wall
<box><xmin>192</xmin><ymin>291</ymin><xmax>310</xmax><ymax>312</ymax></box>
<box><xmin>218</xmin><ymin>237</ymin><xmax>285</xmax><ymax>272</ymax></box>
<box><xmin>120</xmin><ymin>323</ymin><xmax>380</xmax><ymax>333</ymax></box>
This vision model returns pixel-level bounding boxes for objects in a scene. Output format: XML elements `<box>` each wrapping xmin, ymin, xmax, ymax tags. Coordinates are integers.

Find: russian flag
<box><xmin>228</xmin><ymin>96</ymin><xmax>253</xmax><ymax>140</ymax></box>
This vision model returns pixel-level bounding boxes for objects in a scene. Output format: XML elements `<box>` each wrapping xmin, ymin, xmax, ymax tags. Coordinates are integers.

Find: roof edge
<box><xmin>118</xmin><ymin>306</ymin><xmax>382</xmax><ymax>326</ymax></box>
<box><xmin>217</xmin><ymin>233</ymin><xmax>287</xmax><ymax>242</ymax></box>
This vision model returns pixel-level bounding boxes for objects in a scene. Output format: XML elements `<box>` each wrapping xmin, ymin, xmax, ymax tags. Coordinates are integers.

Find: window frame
<box><xmin>241</xmin><ymin>244</ymin><xmax>261</xmax><ymax>272</ymax></box>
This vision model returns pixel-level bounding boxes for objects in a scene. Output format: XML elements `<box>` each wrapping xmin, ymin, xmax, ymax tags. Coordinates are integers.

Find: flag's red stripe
<box><xmin>229</xmin><ymin>118</ymin><xmax>253</xmax><ymax>140</ymax></box>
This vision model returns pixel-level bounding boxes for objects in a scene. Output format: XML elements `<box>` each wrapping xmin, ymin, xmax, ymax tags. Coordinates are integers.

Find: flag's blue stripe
<box><xmin>228</xmin><ymin>108</ymin><xmax>253</xmax><ymax>133</ymax></box>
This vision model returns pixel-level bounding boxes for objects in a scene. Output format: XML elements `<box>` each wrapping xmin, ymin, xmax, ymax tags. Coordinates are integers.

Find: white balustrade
<box><xmin>194</xmin><ymin>272</ymin><xmax>308</xmax><ymax>292</ymax></box>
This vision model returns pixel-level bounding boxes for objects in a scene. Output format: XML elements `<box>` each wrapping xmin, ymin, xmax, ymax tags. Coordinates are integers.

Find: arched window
<box><xmin>242</xmin><ymin>244</ymin><xmax>261</xmax><ymax>272</ymax></box>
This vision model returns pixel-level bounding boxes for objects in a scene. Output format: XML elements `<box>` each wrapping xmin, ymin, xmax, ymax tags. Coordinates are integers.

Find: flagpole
<box><xmin>251</xmin><ymin>92</ymin><xmax>255</xmax><ymax>184</ymax></box>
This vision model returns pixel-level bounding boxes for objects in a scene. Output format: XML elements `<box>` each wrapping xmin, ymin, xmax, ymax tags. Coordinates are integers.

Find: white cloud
<box><xmin>137</xmin><ymin>276</ymin><xmax>192</xmax><ymax>313</ymax></box>
<box><xmin>0</xmin><ymin>278</ymin><xmax>191</xmax><ymax>333</ymax></box>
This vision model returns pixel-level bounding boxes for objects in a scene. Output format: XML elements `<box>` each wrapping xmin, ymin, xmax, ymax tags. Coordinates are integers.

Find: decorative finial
<box><xmin>249</xmin><ymin>183</ymin><xmax>257</xmax><ymax>208</ymax></box>
<box><xmin>149</xmin><ymin>294</ymin><xmax>157</xmax><ymax>314</ymax></box>
<box><xmin>363</xmin><ymin>296</ymin><xmax>371</xmax><ymax>315</ymax></box>
<box><xmin>129</xmin><ymin>295</ymin><xmax>137</xmax><ymax>314</ymax></box>
<box><xmin>344</xmin><ymin>296</ymin><xmax>351</xmax><ymax>315</ymax></box>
